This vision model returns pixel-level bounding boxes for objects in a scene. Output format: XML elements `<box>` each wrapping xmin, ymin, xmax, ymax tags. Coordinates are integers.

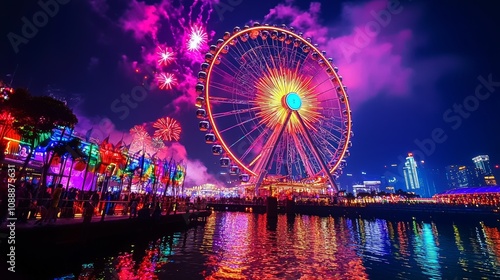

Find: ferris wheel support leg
<box><xmin>254</xmin><ymin>111</ymin><xmax>293</xmax><ymax>195</ymax></box>
<box><xmin>294</xmin><ymin>111</ymin><xmax>339</xmax><ymax>194</ymax></box>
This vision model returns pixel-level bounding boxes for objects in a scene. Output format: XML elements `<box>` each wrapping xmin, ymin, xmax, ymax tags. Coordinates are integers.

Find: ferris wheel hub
<box><xmin>283</xmin><ymin>92</ymin><xmax>302</xmax><ymax>111</ymax></box>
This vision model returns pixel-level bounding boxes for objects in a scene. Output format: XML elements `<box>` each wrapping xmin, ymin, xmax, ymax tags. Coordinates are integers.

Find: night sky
<box><xmin>1</xmin><ymin>0</ymin><xmax>499</xmax><ymax>186</ymax></box>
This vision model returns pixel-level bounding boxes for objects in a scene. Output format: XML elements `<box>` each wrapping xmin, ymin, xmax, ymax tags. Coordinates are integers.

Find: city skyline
<box><xmin>340</xmin><ymin>152</ymin><xmax>499</xmax><ymax>196</ymax></box>
<box><xmin>1</xmin><ymin>0</ymin><xmax>499</xmax><ymax>186</ymax></box>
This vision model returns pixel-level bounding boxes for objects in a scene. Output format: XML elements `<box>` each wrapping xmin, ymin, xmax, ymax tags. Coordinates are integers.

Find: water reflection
<box><xmin>61</xmin><ymin>213</ymin><xmax>500</xmax><ymax>279</ymax></box>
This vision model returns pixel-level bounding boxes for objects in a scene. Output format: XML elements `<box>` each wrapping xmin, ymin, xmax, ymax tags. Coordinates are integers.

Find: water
<box><xmin>21</xmin><ymin>212</ymin><xmax>500</xmax><ymax>279</ymax></box>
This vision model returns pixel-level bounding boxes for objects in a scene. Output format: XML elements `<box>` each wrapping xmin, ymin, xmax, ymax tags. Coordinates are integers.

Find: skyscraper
<box><xmin>445</xmin><ymin>165</ymin><xmax>460</xmax><ymax>189</ymax></box>
<box><xmin>403</xmin><ymin>153</ymin><xmax>421</xmax><ymax>194</ymax></box>
<box><xmin>472</xmin><ymin>155</ymin><xmax>492</xmax><ymax>175</ymax></box>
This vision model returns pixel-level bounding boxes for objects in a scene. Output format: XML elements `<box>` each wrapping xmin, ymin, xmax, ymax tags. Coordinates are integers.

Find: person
<box><xmin>83</xmin><ymin>200</ymin><xmax>94</xmax><ymax>224</ymax></box>
<box><xmin>152</xmin><ymin>202</ymin><xmax>161</xmax><ymax>220</ymax></box>
<box><xmin>34</xmin><ymin>186</ymin><xmax>51</xmax><ymax>225</ymax></box>
<box><xmin>129</xmin><ymin>198</ymin><xmax>138</xmax><ymax>218</ymax></box>
<box><xmin>47</xmin><ymin>184</ymin><xmax>63</xmax><ymax>223</ymax></box>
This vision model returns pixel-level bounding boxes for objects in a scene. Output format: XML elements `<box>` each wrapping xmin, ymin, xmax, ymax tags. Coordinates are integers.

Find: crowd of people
<box><xmin>0</xmin><ymin>180</ymin><xmax>208</xmax><ymax>226</ymax></box>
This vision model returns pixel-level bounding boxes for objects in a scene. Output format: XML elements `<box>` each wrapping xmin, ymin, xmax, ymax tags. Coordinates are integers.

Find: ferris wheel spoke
<box><xmin>318</xmin><ymin>114</ymin><xmax>343</xmax><ymax>123</ymax></box>
<box><xmin>319</xmin><ymin>108</ymin><xmax>343</xmax><ymax>121</ymax></box>
<box><xmin>262</xmin><ymin>39</ymin><xmax>279</xmax><ymax>71</ymax></box>
<box><xmin>310</xmin><ymin>131</ymin><xmax>338</xmax><ymax>165</ymax></box>
<box><xmin>237</xmin><ymin>41</ymin><xmax>276</xmax><ymax>80</ymax></box>
<box><xmin>298</xmin><ymin>58</ymin><xmax>324</xmax><ymax>81</ymax></box>
<box><xmin>274</xmin><ymin>133</ymin><xmax>288</xmax><ymax>175</ymax></box>
<box><xmin>319</xmin><ymin>118</ymin><xmax>344</xmax><ymax>134</ymax></box>
<box><xmin>291</xmin><ymin>133</ymin><xmax>316</xmax><ymax>177</ymax></box>
<box><xmin>316</xmin><ymin>125</ymin><xmax>343</xmax><ymax>144</ymax></box>
<box><xmin>210</xmin><ymin>96</ymin><xmax>256</xmax><ymax>106</ymax></box>
<box><xmin>253</xmin><ymin>42</ymin><xmax>276</xmax><ymax>73</ymax></box>
<box><xmin>294</xmin><ymin>111</ymin><xmax>338</xmax><ymax>191</ymax></box>
<box><xmin>210</xmin><ymin>80</ymin><xmax>241</xmax><ymax>95</ymax></box>
<box><xmin>236</xmin><ymin>43</ymin><xmax>268</xmax><ymax>81</ymax></box>
<box><xmin>315</xmin><ymin>86</ymin><xmax>336</xmax><ymax>98</ymax></box>
<box><xmin>241</xmin><ymin>126</ymin><xmax>271</xmax><ymax>161</ymax></box>
<box><xmin>216</xmin><ymin>53</ymin><xmax>262</xmax><ymax>91</ymax></box>
<box><xmin>227</xmin><ymin>120</ymin><xmax>267</xmax><ymax>150</ymax></box>
<box><xmin>219</xmin><ymin>114</ymin><xmax>260</xmax><ymax>134</ymax></box>
<box><xmin>254</xmin><ymin>111</ymin><xmax>292</xmax><ymax>190</ymax></box>
<box><xmin>309</xmin><ymin>76</ymin><xmax>336</xmax><ymax>94</ymax></box>
<box><xmin>212</xmin><ymin>107</ymin><xmax>259</xmax><ymax>118</ymax></box>
<box><xmin>211</xmin><ymin>65</ymin><xmax>259</xmax><ymax>95</ymax></box>
<box><xmin>285</xmin><ymin>134</ymin><xmax>297</xmax><ymax>177</ymax></box>
<box><xmin>211</xmin><ymin>68</ymin><xmax>245</xmax><ymax>90</ymax></box>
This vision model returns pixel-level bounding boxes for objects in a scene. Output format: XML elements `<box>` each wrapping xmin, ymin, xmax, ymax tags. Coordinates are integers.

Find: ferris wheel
<box><xmin>195</xmin><ymin>23</ymin><xmax>352</xmax><ymax>192</ymax></box>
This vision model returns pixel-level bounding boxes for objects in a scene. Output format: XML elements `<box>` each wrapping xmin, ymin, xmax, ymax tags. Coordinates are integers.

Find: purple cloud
<box><xmin>263</xmin><ymin>0</ymin><xmax>459</xmax><ymax>108</ymax></box>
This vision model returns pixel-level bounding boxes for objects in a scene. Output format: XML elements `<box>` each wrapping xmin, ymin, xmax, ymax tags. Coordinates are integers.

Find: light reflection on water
<box><xmin>70</xmin><ymin>212</ymin><xmax>500</xmax><ymax>279</ymax></box>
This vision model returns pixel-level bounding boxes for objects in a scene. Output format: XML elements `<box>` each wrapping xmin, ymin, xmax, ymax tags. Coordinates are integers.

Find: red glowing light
<box><xmin>153</xmin><ymin>117</ymin><xmax>181</xmax><ymax>142</ymax></box>
<box><xmin>157</xmin><ymin>73</ymin><xmax>178</xmax><ymax>90</ymax></box>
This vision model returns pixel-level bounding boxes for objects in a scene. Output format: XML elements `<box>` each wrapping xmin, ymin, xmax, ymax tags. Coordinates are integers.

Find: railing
<box><xmin>9</xmin><ymin>198</ymin><xmax>208</xmax><ymax>222</ymax></box>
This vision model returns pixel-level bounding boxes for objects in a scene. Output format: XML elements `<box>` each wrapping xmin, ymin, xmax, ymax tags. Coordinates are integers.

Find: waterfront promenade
<box><xmin>206</xmin><ymin>198</ymin><xmax>500</xmax><ymax>223</ymax></box>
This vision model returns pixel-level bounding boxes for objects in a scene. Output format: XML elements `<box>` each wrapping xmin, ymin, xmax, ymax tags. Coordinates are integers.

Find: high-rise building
<box><xmin>382</xmin><ymin>163</ymin><xmax>406</xmax><ymax>191</ymax></box>
<box><xmin>484</xmin><ymin>175</ymin><xmax>497</xmax><ymax>186</ymax></box>
<box><xmin>403</xmin><ymin>153</ymin><xmax>421</xmax><ymax>194</ymax></box>
<box><xmin>429</xmin><ymin>168</ymin><xmax>448</xmax><ymax>194</ymax></box>
<box><xmin>417</xmin><ymin>160</ymin><xmax>437</xmax><ymax>197</ymax></box>
<box><xmin>457</xmin><ymin>165</ymin><xmax>483</xmax><ymax>187</ymax></box>
<box><xmin>445</xmin><ymin>165</ymin><xmax>460</xmax><ymax>189</ymax></box>
<box><xmin>457</xmin><ymin>166</ymin><xmax>471</xmax><ymax>187</ymax></box>
<box><xmin>472</xmin><ymin>155</ymin><xmax>492</xmax><ymax>175</ymax></box>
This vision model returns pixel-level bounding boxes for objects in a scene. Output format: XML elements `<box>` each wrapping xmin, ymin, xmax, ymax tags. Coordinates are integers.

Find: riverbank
<box><xmin>0</xmin><ymin>210</ymin><xmax>211</xmax><ymax>247</ymax></box>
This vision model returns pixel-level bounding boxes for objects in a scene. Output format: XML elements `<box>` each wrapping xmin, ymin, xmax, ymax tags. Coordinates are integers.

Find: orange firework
<box><xmin>153</xmin><ymin>117</ymin><xmax>181</xmax><ymax>141</ymax></box>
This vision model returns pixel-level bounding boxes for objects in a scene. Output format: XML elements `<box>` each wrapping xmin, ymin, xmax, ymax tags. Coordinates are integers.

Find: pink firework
<box><xmin>157</xmin><ymin>73</ymin><xmax>178</xmax><ymax>90</ymax></box>
<box><xmin>187</xmin><ymin>25</ymin><xmax>207</xmax><ymax>52</ymax></box>
<box><xmin>130</xmin><ymin>125</ymin><xmax>149</xmax><ymax>142</ymax></box>
<box><xmin>153</xmin><ymin>117</ymin><xmax>181</xmax><ymax>142</ymax></box>
<box><xmin>130</xmin><ymin>125</ymin><xmax>147</xmax><ymax>135</ymax></box>
<box><xmin>157</xmin><ymin>46</ymin><xmax>175</xmax><ymax>66</ymax></box>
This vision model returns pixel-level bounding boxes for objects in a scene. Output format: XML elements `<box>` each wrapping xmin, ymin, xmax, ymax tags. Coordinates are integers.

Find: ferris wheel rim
<box><xmin>203</xmin><ymin>25</ymin><xmax>352</xmax><ymax>178</ymax></box>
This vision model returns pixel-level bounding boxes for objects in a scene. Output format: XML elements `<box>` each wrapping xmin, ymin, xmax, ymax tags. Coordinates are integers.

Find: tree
<box><xmin>6</xmin><ymin>88</ymin><xmax>78</xmax><ymax>182</ymax></box>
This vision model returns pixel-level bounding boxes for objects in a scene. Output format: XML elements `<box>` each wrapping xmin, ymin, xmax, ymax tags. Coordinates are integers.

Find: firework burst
<box><xmin>130</xmin><ymin>125</ymin><xmax>150</xmax><ymax>144</ymax></box>
<box><xmin>130</xmin><ymin>125</ymin><xmax>147</xmax><ymax>136</ymax></box>
<box><xmin>187</xmin><ymin>25</ymin><xmax>207</xmax><ymax>52</ymax></box>
<box><xmin>157</xmin><ymin>46</ymin><xmax>175</xmax><ymax>66</ymax></box>
<box><xmin>153</xmin><ymin>117</ymin><xmax>181</xmax><ymax>142</ymax></box>
<box><xmin>151</xmin><ymin>137</ymin><xmax>165</xmax><ymax>150</ymax></box>
<box><xmin>157</xmin><ymin>72</ymin><xmax>178</xmax><ymax>90</ymax></box>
